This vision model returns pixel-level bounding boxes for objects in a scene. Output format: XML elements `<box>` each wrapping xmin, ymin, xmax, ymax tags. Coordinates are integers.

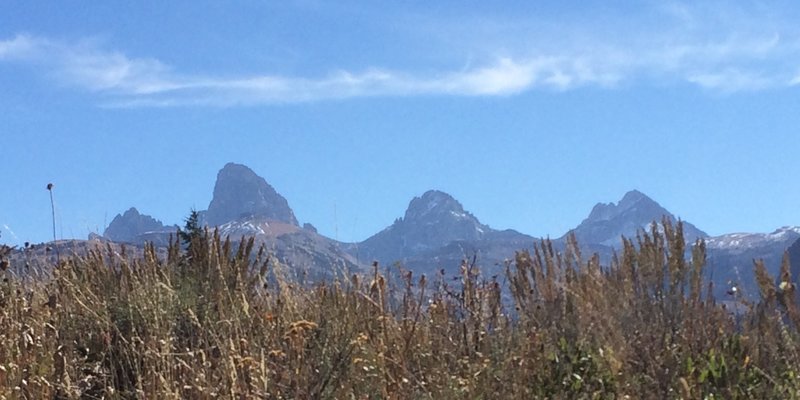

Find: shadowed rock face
<box><xmin>205</xmin><ymin>163</ymin><xmax>298</xmax><ymax>227</ymax></box>
<box><xmin>789</xmin><ymin>238</ymin><xmax>800</xmax><ymax>285</ymax></box>
<box><xmin>103</xmin><ymin>207</ymin><xmax>166</xmax><ymax>243</ymax></box>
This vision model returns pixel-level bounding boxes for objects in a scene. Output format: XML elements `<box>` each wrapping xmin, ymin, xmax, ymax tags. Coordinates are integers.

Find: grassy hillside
<box><xmin>1</xmin><ymin>221</ymin><xmax>800</xmax><ymax>399</ymax></box>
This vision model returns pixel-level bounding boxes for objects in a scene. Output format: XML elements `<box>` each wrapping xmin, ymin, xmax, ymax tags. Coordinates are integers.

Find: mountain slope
<box><xmin>706</xmin><ymin>227</ymin><xmax>800</xmax><ymax>252</ymax></box>
<box><xmin>214</xmin><ymin>217</ymin><xmax>363</xmax><ymax>280</ymax></box>
<box><xmin>706</xmin><ymin>226</ymin><xmax>800</xmax><ymax>297</ymax></box>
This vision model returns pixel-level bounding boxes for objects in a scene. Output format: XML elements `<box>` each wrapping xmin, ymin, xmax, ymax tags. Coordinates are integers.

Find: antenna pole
<box><xmin>47</xmin><ymin>183</ymin><xmax>60</xmax><ymax>265</ymax></box>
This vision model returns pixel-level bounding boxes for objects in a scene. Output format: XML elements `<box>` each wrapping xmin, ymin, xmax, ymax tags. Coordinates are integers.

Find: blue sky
<box><xmin>1</xmin><ymin>1</ymin><xmax>799</xmax><ymax>246</ymax></box>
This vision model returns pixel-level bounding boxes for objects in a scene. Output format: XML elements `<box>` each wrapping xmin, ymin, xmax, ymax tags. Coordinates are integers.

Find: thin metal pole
<box><xmin>47</xmin><ymin>183</ymin><xmax>60</xmax><ymax>265</ymax></box>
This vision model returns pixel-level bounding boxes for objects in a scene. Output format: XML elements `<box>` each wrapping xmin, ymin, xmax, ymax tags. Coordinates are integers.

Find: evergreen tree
<box><xmin>178</xmin><ymin>209</ymin><xmax>204</xmax><ymax>257</ymax></box>
<box><xmin>178</xmin><ymin>210</ymin><xmax>201</xmax><ymax>243</ymax></box>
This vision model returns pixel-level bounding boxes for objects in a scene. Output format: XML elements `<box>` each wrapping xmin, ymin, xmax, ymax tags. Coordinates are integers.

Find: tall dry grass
<box><xmin>1</xmin><ymin>220</ymin><xmax>799</xmax><ymax>399</ymax></box>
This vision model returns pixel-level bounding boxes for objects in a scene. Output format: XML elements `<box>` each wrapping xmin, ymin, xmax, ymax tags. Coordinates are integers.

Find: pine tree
<box><xmin>178</xmin><ymin>210</ymin><xmax>201</xmax><ymax>243</ymax></box>
<box><xmin>178</xmin><ymin>209</ymin><xmax>204</xmax><ymax>257</ymax></box>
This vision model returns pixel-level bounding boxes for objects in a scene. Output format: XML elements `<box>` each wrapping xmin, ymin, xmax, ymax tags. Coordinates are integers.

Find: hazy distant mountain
<box><xmin>358</xmin><ymin>190</ymin><xmax>488</xmax><ymax>261</ymax></box>
<box><xmin>562</xmin><ymin>190</ymin><xmax>708</xmax><ymax>247</ymax></box>
<box><xmin>556</xmin><ymin>190</ymin><xmax>799</xmax><ymax>298</ymax></box>
<box><xmin>205</xmin><ymin>162</ymin><xmax>298</xmax><ymax>227</ymax></box>
<box><xmin>354</xmin><ymin>190</ymin><xmax>533</xmax><ymax>273</ymax></box>
<box><xmin>103</xmin><ymin>207</ymin><xmax>176</xmax><ymax>245</ymax></box>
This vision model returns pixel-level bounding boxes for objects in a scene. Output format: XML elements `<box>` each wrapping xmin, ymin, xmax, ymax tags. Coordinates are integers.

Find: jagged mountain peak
<box><xmin>587</xmin><ymin>189</ymin><xmax>660</xmax><ymax>222</ymax></box>
<box><xmin>357</xmin><ymin>190</ymin><xmax>495</xmax><ymax>263</ymax></box>
<box><xmin>103</xmin><ymin>207</ymin><xmax>167</xmax><ymax>243</ymax></box>
<box><xmin>121</xmin><ymin>207</ymin><xmax>143</xmax><ymax>218</ymax></box>
<box><xmin>411</xmin><ymin>190</ymin><xmax>458</xmax><ymax>208</ymax></box>
<box><xmin>567</xmin><ymin>190</ymin><xmax>707</xmax><ymax>247</ymax></box>
<box><xmin>205</xmin><ymin>163</ymin><xmax>298</xmax><ymax>227</ymax></box>
<box><xmin>619</xmin><ymin>189</ymin><xmax>651</xmax><ymax>207</ymax></box>
<box><xmin>404</xmin><ymin>190</ymin><xmax>471</xmax><ymax>223</ymax></box>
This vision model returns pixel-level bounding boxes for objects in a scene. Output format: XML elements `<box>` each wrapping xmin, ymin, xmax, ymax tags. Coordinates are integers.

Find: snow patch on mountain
<box><xmin>706</xmin><ymin>226</ymin><xmax>800</xmax><ymax>250</ymax></box>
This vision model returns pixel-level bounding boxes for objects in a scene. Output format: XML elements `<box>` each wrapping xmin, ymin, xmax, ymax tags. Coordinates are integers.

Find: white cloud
<box><xmin>2</xmin><ymin>2</ymin><xmax>800</xmax><ymax>107</ymax></box>
<box><xmin>443</xmin><ymin>58</ymin><xmax>537</xmax><ymax>95</ymax></box>
<box><xmin>104</xmin><ymin>58</ymin><xmax>621</xmax><ymax>107</ymax></box>
<box><xmin>688</xmin><ymin>70</ymin><xmax>773</xmax><ymax>92</ymax></box>
<box><xmin>0</xmin><ymin>34</ymin><xmax>182</xmax><ymax>95</ymax></box>
<box><xmin>60</xmin><ymin>52</ymin><xmax>174</xmax><ymax>94</ymax></box>
<box><xmin>0</xmin><ymin>34</ymin><xmax>39</xmax><ymax>59</ymax></box>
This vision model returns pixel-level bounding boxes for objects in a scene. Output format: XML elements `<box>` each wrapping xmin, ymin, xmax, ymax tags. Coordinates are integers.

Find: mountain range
<box><xmin>100</xmin><ymin>163</ymin><xmax>360</xmax><ymax>280</ymax></box>
<box><xmin>95</xmin><ymin>162</ymin><xmax>797</xmax><ymax>297</ymax></box>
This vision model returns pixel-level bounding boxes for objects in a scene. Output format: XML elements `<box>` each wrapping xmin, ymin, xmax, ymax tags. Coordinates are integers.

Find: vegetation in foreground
<box><xmin>2</xmin><ymin>220</ymin><xmax>800</xmax><ymax>399</ymax></box>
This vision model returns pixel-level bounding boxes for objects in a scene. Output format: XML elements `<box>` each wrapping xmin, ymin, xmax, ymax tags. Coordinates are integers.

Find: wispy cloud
<box><xmin>0</xmin><ymin>35</ymin><xmax>622</xmax><ymax>106</ymax></box>
<box><xmin>3</xmin><ymin>34</ymin><xmax>601</xmax><ymax>105</ymax></box>
<box><xmin>0</xmin><ymin>34</ymin><xmax>183</xmax><ymax>95</ymax></box>
<box><xmin>688</xmin><ymin>70</ymin><xmax>773</xmax><ymax>92</ymax></box>
<box><xmin>1</xmin><ymin>224</ymin><xmax>19</xmax><ymax>245</ymax></box>
<box><xmin>0</xmin><ymin>34</ymin><xmax>37</xmax><ymax>58</ymax></box>
<box><xmin>1</xmin><ymin>2</ymin><xmax>800</xmax><ymax>107</ymax></box>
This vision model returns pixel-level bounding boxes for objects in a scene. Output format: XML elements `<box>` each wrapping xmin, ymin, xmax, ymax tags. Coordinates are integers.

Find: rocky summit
<box><xmin>354</xmin><ymin>190</ymin><xmax>534</xmax><ymax>274</ymax></box>
<box><xmin>358</xmin><ymin>190</ymin><xmax>490</xmax><ymax>261</ymax></box>
<box><xmin>205</xmin><ymin>163</ymin><xmax>298</xmax><ymax>227</ymax></box>
<box><xmin>401</xmin><ymin>190</ymin><xmax>489</xmax><ymax>247</ymax></box>
<box><xmin>103</xmin><ymin>207</ymin><xmax>168</xmax><ymax>243</ymax></box>
<box><xmin>563</xmin><ymin>190</ymin><xmax>708</xmax><ymax>246</ymax></box>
